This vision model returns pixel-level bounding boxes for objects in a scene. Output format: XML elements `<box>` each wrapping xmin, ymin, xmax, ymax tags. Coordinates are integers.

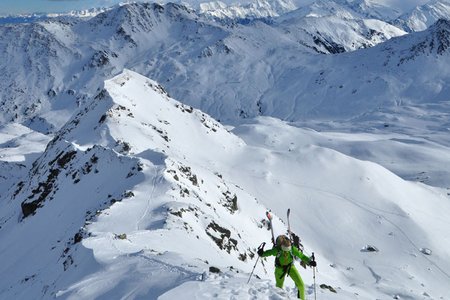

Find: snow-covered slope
<box><xmin>233</xmin><ymin>116</ymin><xmax>450</xmax><ymax>299</ymax></box>
<box><xmin>258</xmin><ymin>18</ymin><xmax>450</xmax><ymax>123</ymax></box>
<box><xmin>0</xmin><ymin>123</ymin><xmax>50</xmax><ymax>205</ymax></box>
<box><xmin>341</xmin><ymin>0</ymin><xmax>431</xmax><ymax>20</ymax></box>
<box><xmin>1</xmin><ymin>70</ymin><xmax>449</xmax><ymax>299</ymax></box>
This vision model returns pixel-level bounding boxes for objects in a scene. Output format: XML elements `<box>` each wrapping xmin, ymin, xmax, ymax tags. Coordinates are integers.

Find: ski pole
<box><xmin>247</xmin><ymin>242</ymin><xmax>266</xmax><ymax>283</ymax></box>
<box><xmin>260</xmin><ymin>256</ymin><xmax>268</xmax><ymax>274</ymax></box>
<box><xmin>312</xmin><ymin>252</ymin><xmax>317</xmax><ymax>300</ymax></box>
<box><xmin>247</xmin><ymin>255</ymin><xmax>260</xmax><ymax>284</ymax></box>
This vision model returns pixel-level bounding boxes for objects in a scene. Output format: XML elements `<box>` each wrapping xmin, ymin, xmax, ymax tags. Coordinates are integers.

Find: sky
<box><xmin>0</xmin><ymin>0</ymin><xmax>126</xmax><ymax>15</ymax></box>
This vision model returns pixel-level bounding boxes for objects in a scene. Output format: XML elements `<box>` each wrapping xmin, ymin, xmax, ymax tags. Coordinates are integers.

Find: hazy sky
<box><xmin>0</xmin><ymin>0</ymin><xmax>126</xmax><ymax>15</ymax></box>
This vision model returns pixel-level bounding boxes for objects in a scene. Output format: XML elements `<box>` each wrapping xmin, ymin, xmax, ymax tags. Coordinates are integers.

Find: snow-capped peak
<box><xmin>55</xmin><ymin>69</ymin><xmax>242</xmax><ymax>157</ymax></box>
<box><xmin>397</xmin><ymin>0</ymin><xmax>450</xmax><ymax>32</ymax></box>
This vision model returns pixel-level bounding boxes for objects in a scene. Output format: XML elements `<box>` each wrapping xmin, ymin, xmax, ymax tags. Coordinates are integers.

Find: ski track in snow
<box><xmin>137</xmin><ymin>167</ymin><xmax>160</xmax><ymax>231</ymax></box>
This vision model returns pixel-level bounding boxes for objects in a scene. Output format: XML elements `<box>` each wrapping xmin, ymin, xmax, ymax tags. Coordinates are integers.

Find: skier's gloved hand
<box><xmin>257</xmin><ymin>248</ymin><xmax>264</xmax><ymax>256</ymax></box>
<box><xmin>292</xmin><ymin>233</ymin><xmax>300</xmax><ymax>248</ymax></box>
<box><xmin>309</xmin><ymin>260</ymin><xmax>317</xmax><ymax>267</ymax></box>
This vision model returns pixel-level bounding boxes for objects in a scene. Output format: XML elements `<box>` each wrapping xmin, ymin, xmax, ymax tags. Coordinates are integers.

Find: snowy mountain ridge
<box><xmin>0</xmin><ymin>69</ymin><xmax>271</xmax><ymax>298</ymax></box>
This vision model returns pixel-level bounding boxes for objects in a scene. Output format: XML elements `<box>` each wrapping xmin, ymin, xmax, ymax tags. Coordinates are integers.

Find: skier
<box><xmin>258</xmin><ymin>235</ymin><xmax>316</xmax><ymax>300</ymax></box>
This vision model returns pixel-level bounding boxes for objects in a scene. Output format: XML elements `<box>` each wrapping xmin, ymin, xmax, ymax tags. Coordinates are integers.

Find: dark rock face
<box><xmin>433</xmin><ymin>19</ymin><xmax>450</xmax><ymax>55</ymax></box>
<box><xmin>205</xmin><ymin>221</ymin><xmax>238</xmax><ymax>253</ymax></box>
<box><xmin>21</xmin><ymin>201</ymin><xmax>40</xmax><ymax>218</ymax></box>
<box><xmin>19</xmin><ymin>149</ymin><xmax>78</xmax><ymax>218</ymax></box>
<box><xmin>313</xmin><ymin>33</ymin><xmax>346</xmax><ymax>54</ymax></box>
<box><xmin>21</xmin><ymin>168</ymin><xmax>61</xmax><ymax>218</ymax></box>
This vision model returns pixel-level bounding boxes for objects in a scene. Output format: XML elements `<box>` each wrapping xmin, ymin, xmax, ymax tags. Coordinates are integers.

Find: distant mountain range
<box><xmin>0</xmin><ymin>0</ymin><xmax>449</xmax><ymax>133</ymax></box>
<box><xmin>0</xmin><ymin>7</ymin><xmax>109</xmax><ymax>24</ymax></box>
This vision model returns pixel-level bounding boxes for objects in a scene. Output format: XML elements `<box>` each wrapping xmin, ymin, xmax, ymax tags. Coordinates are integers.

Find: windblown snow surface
<box><xmin>1</xmin><ymin>70</ymin><xmax>449</xmax><ymax>300</ymax></box>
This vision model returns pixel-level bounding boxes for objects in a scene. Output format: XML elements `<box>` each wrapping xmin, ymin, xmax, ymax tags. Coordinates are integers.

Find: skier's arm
<box><xmin>260</xmin><ymin>247</ymin><xmax>278</xmax><ymax>257</ymax></box>
<box><xmin>292</xmin><ymin>246</ymin><xmax>311</xmax><ymax>263</ymax></box>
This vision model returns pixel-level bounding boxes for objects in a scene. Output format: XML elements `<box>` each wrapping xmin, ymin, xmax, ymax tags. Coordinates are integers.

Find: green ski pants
<box><xmin>275</xmin><ymin>264</ymin><xmax>305</xmax><ymax>300</ymax></box>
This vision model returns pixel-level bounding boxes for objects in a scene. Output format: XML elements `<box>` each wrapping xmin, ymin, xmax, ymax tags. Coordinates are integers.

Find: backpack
<box><xmin>291</xmin><ymin>233</ymin><xmax>303</xmax><ymax>251</ymax></box>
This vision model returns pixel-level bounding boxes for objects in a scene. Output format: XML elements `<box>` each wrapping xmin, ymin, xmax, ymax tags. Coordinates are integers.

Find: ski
<box><xmin>287</xmin><ymin>208</ymin><xmax>292</xmax><ymax>240</ymax></box>
<box><xmin>287</xmin><ymin>208</ymin><xmax>306</xmax><ymax>268</ymax></box>
<box><xmin>266</xmin><ymin>211</ymin><xmax>275</xmax><ymax>245</ymax></box>
<box><xmin>286</xmin><ymin>208</ymin><xmax>304</xmax><ymax>252</ymax></box>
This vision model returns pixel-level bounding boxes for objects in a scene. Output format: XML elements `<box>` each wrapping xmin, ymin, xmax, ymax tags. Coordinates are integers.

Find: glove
<box><xmin>257</xmin><ymin>248</ymin><xmax>264</xmax><ymax>256</ymax></box>
<box><xmin>300</xmin><ymin>261</ymin><xmax>307</xmax><ymax>269</ymax></box>
<box><xmin>292</xmin><ymin>233</ymin><xmax>300</xmax><ymax>248</ymax></box>
<box><xmin>309</xmin><ymin>260</ymin><xmax>317</xmax><ymax>267</ymax></box>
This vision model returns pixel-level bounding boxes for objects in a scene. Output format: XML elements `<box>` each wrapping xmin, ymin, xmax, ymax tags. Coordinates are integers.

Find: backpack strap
<box><xmin>274</xmin><ymin>248</ymin><xmax>295</xmax><ymax>268</ymax></box>
<box><xmin>275</xmin><ymin>250</ymin><xmax>281</xmax><ymax>267</ymax></box>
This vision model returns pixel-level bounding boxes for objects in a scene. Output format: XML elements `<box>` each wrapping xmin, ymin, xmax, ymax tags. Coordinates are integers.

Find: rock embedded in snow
<box><xmin>320</xmin><ymin>283</ymin><xmax>337</xmax><ymax>293</ymax></box>
<box><xmin>361</xmin><ymin>245</ymin><xmax>379</xmax><ymax>252</ymax></box>
<box><xmin>209</xmin><ymin>266</ymin><xmax>221</xmax><ymax>273</ymax></box>
<box><xmin>419</xmin><ymin>247</ymin><xmax>432</xmax><ymax>255</ymax></box>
